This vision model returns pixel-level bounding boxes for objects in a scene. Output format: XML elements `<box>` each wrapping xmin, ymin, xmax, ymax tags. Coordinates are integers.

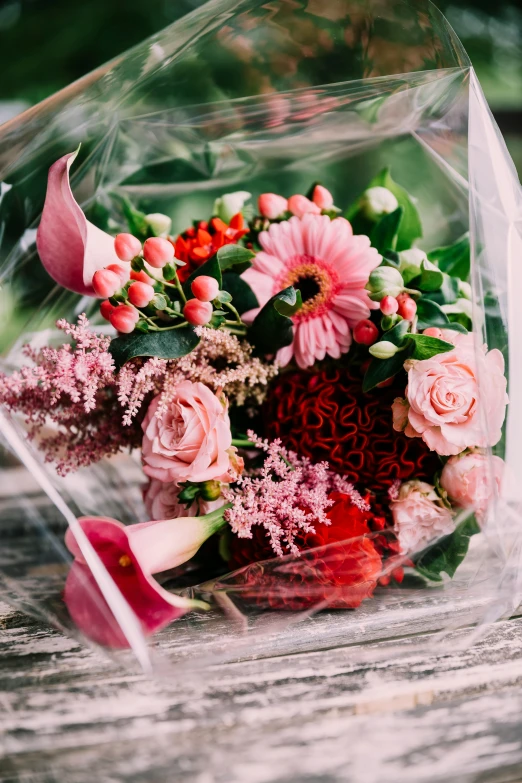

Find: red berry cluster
<box><xmin>96</xmin><ymin>233</ymin><xmax>236</xmax><ymax>335</ymax></box>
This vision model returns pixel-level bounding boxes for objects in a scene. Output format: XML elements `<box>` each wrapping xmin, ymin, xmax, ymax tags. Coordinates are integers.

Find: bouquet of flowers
<box><xmin>0</xmin><ymin>0</ymin><xmax>520</xmax><ymax>664</ymax></box>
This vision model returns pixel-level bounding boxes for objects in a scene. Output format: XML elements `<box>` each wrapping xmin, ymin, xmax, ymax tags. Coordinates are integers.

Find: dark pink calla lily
<box><xmin>36</xmin><ymin>149</ymin><xmax>119</xmax><ymax>296</ymax></box>
<box><xmin>64</xmin><ymin>512</ymin><xmax>225</xmax><ymax>648</ymax></box>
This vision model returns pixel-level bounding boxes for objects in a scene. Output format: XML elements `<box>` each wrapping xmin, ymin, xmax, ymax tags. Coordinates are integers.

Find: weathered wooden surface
<box><xmin>2</xmin><ymin>596</ymin><xmax>522</xmax><ymax>782</ymax></box>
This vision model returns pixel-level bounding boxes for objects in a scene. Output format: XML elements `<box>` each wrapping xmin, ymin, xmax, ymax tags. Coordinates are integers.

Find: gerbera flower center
<box><xmin>279</xmin><ymin>255</ymin><xmax>338</xmax><ymax>318</ymax></box>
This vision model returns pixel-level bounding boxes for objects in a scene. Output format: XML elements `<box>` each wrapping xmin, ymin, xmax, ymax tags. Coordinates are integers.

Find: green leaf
<box><xmin>403</xmin><ymin>333</ymin><xmax>454</xmax><ymax>360</ymax></box>
<box><xmin>182</xmin><ymin>256</ymin><xmax>222</xmax><ymax>298</ymax></box>
<box><xmin>368</xmin><ymin>168</ymin><xmax>422</xmax><ymax>251</ymax></box>
<box><xmin>249</xmin><ymin>287</ymin><xmax>301</xmax><ymax>354</ymax></box>
<box><xmin>384</xmin><ymin>318</ymin><xmax>411</xmax><ymax>346</ymax></box>
<box><xmin>217</xmin><ymin>245</ymin><xmax>255</xmax><ymax>275</ymax></box>
<box><xmin>422</xmin><ymin>273</ymin><xmax>459</xmax><ymax>305</ymax></box>
<box><xmin>415</xmin><ymin>515</ymin><xmax>480</xmax><ymax>582</ymax></box>
<box><xmin>370</xmin><ymin>207</ymin><xmax>403</xmax><ymax>254</ymax></box>
<box><xmin>221</xmin><ymin>272</ymin><xmax>259</xmax><ymax>315</ymax></box>
<box><xmin>362</xmin><ymin>347</ymin><xmax>411</xmax><ymax>393</ymax></box>
<box><xmin>109</xmin><ymin>327</ymin><xmax>200</xmax><ymax>367</ymax></box>
<box><xmin>151</xmin><ymin>293</ymin><xmax>168</xmax><ymax>310</ymax></box>
<box><xmin>428</xmin><ymin>233</ymin><xmax>470</xmax><ymax>280</ymax></box>
<box><xmin>411</xmin><ymin>259</ymin><xmax>444</xmax><ymax>292</ymax></box>
<box><xmin>215</xmin><ymin>290</ymin><xmax>232</xmax><ymax>304</ymax></box>
<box><xmin>416</xmin><ymin>298</ymin><xmax>468</xmax><ymax>333</ymax></box>
<box><xmin>110</xmin><ymin>192</ymin><xmax>150</xmax><ymax>240</ymax></box>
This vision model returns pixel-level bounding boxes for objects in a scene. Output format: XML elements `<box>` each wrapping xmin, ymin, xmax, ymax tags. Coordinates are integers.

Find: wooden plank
<box><xmin>2</xmin><ymin>601</ymin><xmax>522</xmax><ymax>782</ymax></box>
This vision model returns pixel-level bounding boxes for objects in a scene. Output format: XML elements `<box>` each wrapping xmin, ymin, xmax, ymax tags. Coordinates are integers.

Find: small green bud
<box><xmin>360</xmin><ymin>186</ymin><xmax>399</xmax><ymax>221</ymax></box>
<box><xmin>381</xmin><ymin>313</ymin><xmax>401</xmax><ymax>331</ymax></box>
<box><xmin>369</xmin><ymin>340</ymin><xmax>400</xmax><ymax>360</ymax></box>
<box><xmin>366</xmin><ymin>266</ymin><xmax>404</xmax><ymax>301</ymax></box>
<box><xmin>200</xmin><ymin>480</ymin><xmax>222</xmax><ymax>502</ymax></box>
<box><xmin>146</xmin><ymin>212</ymin><xmax>172</xmax><ymax>237</ymax></box>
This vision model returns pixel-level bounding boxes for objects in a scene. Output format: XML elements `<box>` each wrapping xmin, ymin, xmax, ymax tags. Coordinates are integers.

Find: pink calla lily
<box><xmin>36</xmin><ymin>149</ymin><xmax>119</xmax><ymax>296</ymax></box>
<box><xmin>64</xmin><ymin>511</ymin><xmax>226</xmax><ymax>648</ymax></box>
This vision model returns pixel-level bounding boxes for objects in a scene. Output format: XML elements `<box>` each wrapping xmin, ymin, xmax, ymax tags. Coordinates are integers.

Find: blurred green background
<box><xmin>0</xmin><ymin>0</ymin><xmax>521</xmax><ymax>171</ymax></box>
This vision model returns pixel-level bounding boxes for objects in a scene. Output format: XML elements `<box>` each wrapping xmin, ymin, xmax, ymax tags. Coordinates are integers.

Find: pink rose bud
<box><xmin>380</xmin><ymin>295</ymin><xmax>399</xmax><ymax>316</ymax></box>
<box><xmin>258</xmin><ymin>193</ymin><xmax>288</xmax><ymax>220</ymax></box>
<box><xmin>397</xmin><ymin>294</ymin><xmax>417</xmax><ymax>320</ymax></box>
<box><xmin>191</xmin><ymin>275</ymin><xmax>220</xmax><ymax>302</ymax></box>
<box><xmin>130</xmin><ymin>268</ymin><xmax>154</xmax><ymax>285</ymax></box>
<box><xmin>143</xmin><ymin>237</ymin><xmax>175</xmax><ymax>268</ymax></box>
<box><xmin>92</xmin><ymin>268</ymin><xmax>121</xmax><ymax>299</ymax></box>
<box><xmin>287</xmin><ymin>194</ymin><xmax>321</xmax><ymax>219</ymax></box>
<box><xmin>128</xmin><ymin>281</ymin><xmax>155</xmax><ymax>308</ymax></box>
<box><xmin>440</xmin><ymin>451</ymin><xmax>504</xmax><ymax>516</ymax></box>
<box><xmin>114</xmin><ymin>233</ymin><xmax>142</xmax><ymax>262</ymax></box>
<box><xmin>423</xmin><ymin>327</ymin><xmax>443</xmax><ymax>338</ymax></box>
<box><xmin>312</xmin><ymin>184</ymin><xmax>334</xmax><ymax>210</ymax></box>
<box><xmin>106</xmin><ymin>263</ymin><xmax>129</xmax><ymax>285</ymax></box>
<box><xmin>109</xmin><ymin>304</ymin><xmax>140</xmax><ymax>333</ymax></box>
<box><xmin>353</xmin><ymin>319</ymin><xmax>379</xmax><ymax>346</ymax></box>
<box><xmin>183</xmin><ymin>298</ymin><xmax>213</xmax><ymax>326</ymax></box>
<box><xmin>100</xmin><ymin>299</ymin><xmax>114</xmax><ymax>321</ymax></box>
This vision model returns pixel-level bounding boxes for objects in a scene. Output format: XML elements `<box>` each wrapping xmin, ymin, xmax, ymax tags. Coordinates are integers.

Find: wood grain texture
<box><xmin>2</xmin><ymin>598</ymin><xmax>522</xmax><ymax>783</ymax></box>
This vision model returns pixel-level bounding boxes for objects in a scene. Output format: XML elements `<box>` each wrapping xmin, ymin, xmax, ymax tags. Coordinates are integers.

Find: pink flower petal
<box><xmin>36</xmin><ymin>149</ymin><xmax>119</xmax><ymax>296</ymax></box>
<box><xmin>64</xmin><ymin>515</ymin><xmax>209</xmax><ymax>648</ymax></box>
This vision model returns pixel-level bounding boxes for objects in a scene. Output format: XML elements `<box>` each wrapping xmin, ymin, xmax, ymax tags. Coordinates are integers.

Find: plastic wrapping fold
<box><xmin>0</xmin><ymin>0</ymin><xmax>521</xmax><ymax>674</ymax></box>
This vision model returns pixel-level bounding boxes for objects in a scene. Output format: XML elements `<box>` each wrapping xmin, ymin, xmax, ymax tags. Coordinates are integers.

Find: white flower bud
<box><xmin>459</xmin><ymin>280</ymin><xmax>472</xmax><ymax>300</ymax></box>
<box><xmin>146</xmin><ymin>213</ymin><xmax>172</xmax><ymax>237</ymax></box>
<box><xmin>213</xmin><ymin>191</ymin><xmax>251</xmax><ymax>223</ymax></box>
<box><xmin>369</xmin><ymin>340</ymin><xmax>400</xmax><ymax>360</ymax></box>
<box><xmin>366</xmin><ymin>266</ymin><xmax>404</xmax><ymax>301</ymax></box>
<box><xmin>361</xmin><ymin>186</ymin><xmax>399</xmax><ymax>221</ymax></box>
<box><xmin>398</xmin><ymin>247</ymin><xmax>427</xmax><ymax>279</ymax></box>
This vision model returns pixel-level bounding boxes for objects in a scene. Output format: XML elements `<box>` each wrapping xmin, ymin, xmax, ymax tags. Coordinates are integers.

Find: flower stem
<box><xmin>231</xmin><ymin>438</ymin><xmax>257</xmax><ymax>448</ymax></box>
<box><xmin>163</xmin><ymin>272</ymin><xmax>187</xmax><ymax>303</ymax></box>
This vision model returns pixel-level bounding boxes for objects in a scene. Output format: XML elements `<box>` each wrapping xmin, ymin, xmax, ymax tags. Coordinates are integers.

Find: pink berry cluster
<box><xmin>96</xmin><ymin>233</ymin><xmax>234</xmax><ymax>335</ymax></box>
<box><xmin>353</xmin><ymin>293</ymin><xmax>417</xmax><ymax>348</ymax></box>
<box><xmin>258</xmin><ymin>185</ymin><xmax>335</xmax><ymax>221</ymax></box>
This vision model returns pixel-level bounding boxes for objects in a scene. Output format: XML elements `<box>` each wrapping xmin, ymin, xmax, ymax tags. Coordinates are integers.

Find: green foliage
<box><xmin>368</xmin><ymin>168</ymin><xmax>423</xmax><ymax>251</ymax></box>
<box><xmin>416</xmin><ymin>298</ymin><xmax>468</xmax><ymax>333</ymax></box>
<box><xmin>249</xmin><ymin>287</ymin><xmax>302</xmax><ymax>354</ymax></box>
<box><xmin>109</xmin><ymin>326</ymin><xmax>200</xmax><ymax>366</ymax></box>
<box><xmin>403</xmin><ymin>333</ymin><xmax>455</xmax><ymax>360</ymax></box>
<box><xmin>221</xmin><ymin>273</ymin><xmax>258</xmax><ymax>314</ymax></box>
<box><xmin>216</xmin><ymin>245</ymin><xmax>255</xmax><ymax>274</ymax></box>
<box><xmin>428</xmin><ymin>233</ymin><xmax>471</xmax><ymax>280</ymax></box>
<box><xmin>370</xmin><ymin>207</ymin><xmax>403</xmax><ymax>254</ymax></box>
<box><xmin>415</xmin><ymin>515</ymin><xmax>481</xmax><ymax>582</ymax></box>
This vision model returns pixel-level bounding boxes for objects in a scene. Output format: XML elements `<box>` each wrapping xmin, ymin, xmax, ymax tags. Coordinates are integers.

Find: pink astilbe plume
<box><xmin>0</xmin><ymin>315</ymin><xmax>138</xmax><ymax>474</ymax></box>
<box><xmin>222</xmin><ymin>431</ymin><xmax>368</xmax><ymax>557</ymax></box>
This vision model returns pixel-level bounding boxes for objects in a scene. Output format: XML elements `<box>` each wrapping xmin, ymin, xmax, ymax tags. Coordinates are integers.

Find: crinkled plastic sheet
<box><xmin>0</xmin><ymin>0</ymin><xmax>521</xmax><ymax>674</ymax></box>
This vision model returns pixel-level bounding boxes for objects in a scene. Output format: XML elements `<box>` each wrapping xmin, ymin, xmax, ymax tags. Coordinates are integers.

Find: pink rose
<box><xmin>440</xmin><ymin>450</ymin><xmax>504</xmax><ymax>517</ymax></box>
<box><xmin>143</xmin><ymin>479</ymin><xmax>225</xmax><ymax>521</ymax></box>
<box><xmin>393</xmin><ymin>331</ymin><xmax>508</xmax><ymax>456</ymax></box>
<box><xmin>142</xmin><ymin>381</ymin><xmax>234</xmax><ymax>484</ymax></box>
<box><xmin>390</xmin><ymin>480</ymin><xmax>455</xmax><ymax>553</ymax></box>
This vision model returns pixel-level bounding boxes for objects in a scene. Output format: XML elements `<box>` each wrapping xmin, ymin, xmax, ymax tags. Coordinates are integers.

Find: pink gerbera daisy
<box><xmin>242</xmin><ymin>213</ymin><xmax>381</xmax><ymax>368</ymax></box>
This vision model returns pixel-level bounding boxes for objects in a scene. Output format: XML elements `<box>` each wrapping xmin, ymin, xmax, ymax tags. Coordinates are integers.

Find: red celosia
<box><xmin>264</xmin><ymin>365</ymin><xmax>440</xmax><ymax>492</ymax></box>
<box><xmin>226</xmin><ymin>491</ymin><xmax>384</xmax><ymax>610</ymax></box>
<box><xmin>173</xmin><ymin>214</ymin><xmax>249</xmax><ymax>282</ymax></box>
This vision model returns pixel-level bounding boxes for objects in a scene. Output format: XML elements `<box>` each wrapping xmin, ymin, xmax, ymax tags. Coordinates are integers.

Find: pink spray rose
<box><xmin>142</xmin><ymin>381</ymin><xmax>237</xmax><ymax>484</ymax></box>
<box><xmin>440</xmin><ymin>450</ymin><xmax>504</xmax><ymax>517</ymax></box>
<box><xmin>390</xmin><ymin>480</ymin><xmax>455</xmax><ymax>553</ymax></box>
<box><xmin>392</xmin><ymin>331</ymin><xmax>508</xmax><ymax>456</ymax></box>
